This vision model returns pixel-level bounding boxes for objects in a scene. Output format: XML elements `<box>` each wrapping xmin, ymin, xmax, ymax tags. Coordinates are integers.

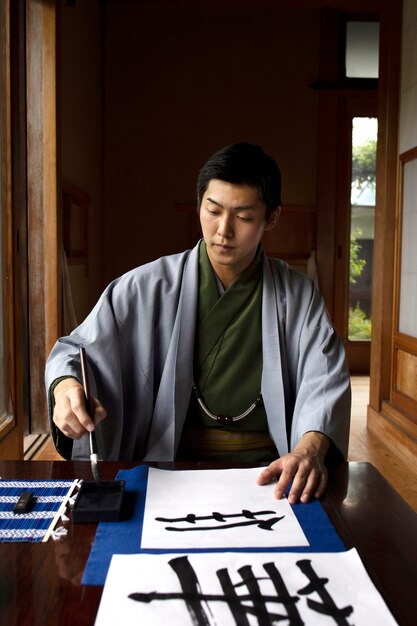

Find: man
<box><xmin>46</xmin><ymin>143</ymin><xmax>351</xmax><ymax>504</ymax></box>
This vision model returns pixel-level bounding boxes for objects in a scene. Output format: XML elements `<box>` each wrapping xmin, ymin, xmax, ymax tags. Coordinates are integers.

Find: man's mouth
<box><xmin>214</xmin><ymin>243</ymin><xmax>233</xmax><ymax>252</ymax></box>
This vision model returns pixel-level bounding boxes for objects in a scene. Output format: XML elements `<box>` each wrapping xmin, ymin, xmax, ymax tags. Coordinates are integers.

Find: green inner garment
<box><xmin>177</xmin><ymin>242</ymin><xmax>277</xmax><ymax>462</ymax></box>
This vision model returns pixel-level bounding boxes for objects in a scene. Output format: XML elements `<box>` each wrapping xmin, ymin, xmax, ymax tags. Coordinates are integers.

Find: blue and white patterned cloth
<box><xmin>0</xmin><ymin>480</ymin><xmax>77</xmax><ymax>542</ymax></box>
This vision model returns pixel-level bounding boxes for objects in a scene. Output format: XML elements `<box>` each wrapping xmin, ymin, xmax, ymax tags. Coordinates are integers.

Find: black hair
<box><xmin>197</xmin><ymin>142</ymin><xmax>281</xmax><ymax>220</ymax></box>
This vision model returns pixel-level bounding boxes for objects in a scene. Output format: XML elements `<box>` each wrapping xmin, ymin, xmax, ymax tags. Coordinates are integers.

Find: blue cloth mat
<box><xmin>82</xmin><ymin>465</ymin><xmax>345</xmax><ymax>586</ymax></box>
<box><xmin>0</xmin><ymin>479</ymin><xmax>76</xmax><ymax>542</ymax></box>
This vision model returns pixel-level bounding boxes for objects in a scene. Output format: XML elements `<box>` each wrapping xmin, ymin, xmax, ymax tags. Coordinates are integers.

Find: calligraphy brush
<box><xmin>79</xmin><ymin>345</ymin><xmax>100</xmax><ymax>482</ymax></box>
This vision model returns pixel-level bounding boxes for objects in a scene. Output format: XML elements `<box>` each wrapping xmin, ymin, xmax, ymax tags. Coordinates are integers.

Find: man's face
<box><xmin>199</xmin><ymin>179</ymin><xmax>278</xmax><ymax>287</ymax></box>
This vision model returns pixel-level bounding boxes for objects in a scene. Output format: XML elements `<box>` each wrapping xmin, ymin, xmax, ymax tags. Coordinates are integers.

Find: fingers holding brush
<box><xmin>53</xmin><ymin>378</ymin><xmax>107</xmax><ymax>440</ymax></box>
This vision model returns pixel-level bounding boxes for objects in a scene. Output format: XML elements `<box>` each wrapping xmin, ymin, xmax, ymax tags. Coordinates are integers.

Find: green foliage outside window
<box><xmin>351</xmin><ymin>138</ymin><xmax>377</xmax><ymax>186</ymax></box>
<box><xmin>348</xmin><ymin>123</ymin><xmax>376</xmax><ymax>341</ymax></box>
<box><xmin>350</xmin><ymin>229</ymin><xmax>366</xmax><ymax>285</ymax></box>
<box><xmin>349</xmin><ymin>229</ymin><xmax>372</xmax><ymax>341</ymax></box>
<box><xmin>349</xmin><ymin>304</ymin><xmax>372</xmax><ymax>340</ymax></box>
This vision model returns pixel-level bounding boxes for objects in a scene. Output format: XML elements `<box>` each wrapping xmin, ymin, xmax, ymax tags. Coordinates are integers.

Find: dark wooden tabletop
<box><xmin>0</xmin><ymin>460</ymin><xmax>416</xmax><ymax>626</ymax></box>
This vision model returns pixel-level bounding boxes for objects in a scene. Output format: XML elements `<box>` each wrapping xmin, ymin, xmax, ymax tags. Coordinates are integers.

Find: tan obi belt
<box><xmin>177</xmin><ymin>427</ymin><xmax>277</xmax><ymax>461</ymax></box>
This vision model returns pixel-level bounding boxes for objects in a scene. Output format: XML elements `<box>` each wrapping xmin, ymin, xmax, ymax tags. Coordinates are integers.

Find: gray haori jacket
<box><xmin>45</xmin><ymin>242</ymin><xmax>351</xmax><ymax>461</ymax></box>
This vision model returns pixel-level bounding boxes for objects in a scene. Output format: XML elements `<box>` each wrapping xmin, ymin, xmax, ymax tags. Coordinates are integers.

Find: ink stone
<box><xmin>72</xmin><ymin>480</ymin><xmax>125</xmax><ymax>523</ymax></box>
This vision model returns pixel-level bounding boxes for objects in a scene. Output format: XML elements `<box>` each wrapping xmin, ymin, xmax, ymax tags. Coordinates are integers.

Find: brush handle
<box><xmin>79</xmin><ymin>345</ymin><xmax>100</xmax><ymax>480</ymax></box>
<box><xmin>79</xmin><ymin>346</ymin><xmax>92</xmax><ymax>414</ymax></box>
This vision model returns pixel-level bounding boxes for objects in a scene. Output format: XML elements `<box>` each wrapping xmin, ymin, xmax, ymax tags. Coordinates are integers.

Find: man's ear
<box><xmin>265</xmin><ymin>206</ymin><xmax>281</xmax><ymax>231</ymax></box>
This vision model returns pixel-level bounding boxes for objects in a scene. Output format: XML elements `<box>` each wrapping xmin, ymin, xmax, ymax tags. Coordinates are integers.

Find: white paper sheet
<box><xmin>95</xmin><ymin>549</ymin><xmax>398</xmax><ymax>626</ymax></box>
<box><xmin>140</xmin><ymin>467</ymin><xmax>308</xmax><ymax>550</ymax></box>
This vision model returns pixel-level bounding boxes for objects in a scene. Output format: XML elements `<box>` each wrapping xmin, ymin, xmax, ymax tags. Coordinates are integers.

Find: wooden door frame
<box><xmin>315</xmin><ymin>8</ymin><xmax>378</xmax><ymax>374</ymax></box>
<box><xmin>0</xmin><ymin>0</ymin><xmax>21</xmax><ymax>458</ymax></box>
<box><xmin>365</xmin><ymin>0</ymin><xmax>417</xmax><ymax>474</ymax></box>
<box><xmin>26</xmin><ymin>0</ymin><xmax>59</xmax><ymax>434</ymax></box>
<box><xmin>368</xmin><ymin>0</ymin><xmax>402</xmax><ymax>411</ymax></box>
<box><xmin>333</xmin><ymin>94</ymin><xmax>377</xmax><ymax>374</ymax></box>
<box><xmin>0</xmin><ymin>0</ymin><xmax>58</xmax><ymax>459</ymax></box>
<box><xmin>315</xmin><ymin>2</ymin><xmax>403</xmax><ymax>380</ymax></box>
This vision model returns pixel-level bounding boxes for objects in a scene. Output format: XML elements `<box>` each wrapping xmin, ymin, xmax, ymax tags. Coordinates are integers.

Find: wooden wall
<box><xmin>368</xmin><ymin>0</ymin><xmax>417</xmax><ymax>472</ymax></box>
<box><xmin>58</xmin><ymin>0</ymin><xmax>104</xmax><ymax>322</ymax></box>
<box><xmin>57</xmin><ymin>1</ymin><xmax>327</xmax><ymax>321</ymax></box>
<box><xmin>101</xmin><ymin>3</ymin><xmax>321</xmax><ymax>285</ymax></box>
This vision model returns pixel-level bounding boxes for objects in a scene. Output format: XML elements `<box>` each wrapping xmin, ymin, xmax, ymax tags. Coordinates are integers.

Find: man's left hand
<box><xmin>256</xmin><ymin>432</ymin><xmax>330</xmax><ymax>504</ymax></box>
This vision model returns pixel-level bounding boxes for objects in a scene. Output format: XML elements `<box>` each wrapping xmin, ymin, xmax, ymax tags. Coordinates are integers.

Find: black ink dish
<box><xmin>72</xmin><ymin>480</ymin><xmax>125</xmax><ymax>523</ymax></box>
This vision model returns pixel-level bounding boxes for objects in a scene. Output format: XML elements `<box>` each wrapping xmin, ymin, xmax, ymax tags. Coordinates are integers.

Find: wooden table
<box><xmin>0</xmin><ymin>460</ymin><xmax>416</xmax><ymax>626</ymax></box>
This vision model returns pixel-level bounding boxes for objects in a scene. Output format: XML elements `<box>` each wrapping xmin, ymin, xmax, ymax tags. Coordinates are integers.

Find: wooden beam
<box><xmin>26</xmin><ymin>0</ymin><xmax>58</xmax><ymax>433</ymax></box>
<box><xmin>0</xmin><ymin>0</ymin><xmax>23</xmax><ymax>458</ymax></box>
<box><xmin>368</xmin><ymin>0</ymin><xmax>402</xmax><ymax>412</ymax></box>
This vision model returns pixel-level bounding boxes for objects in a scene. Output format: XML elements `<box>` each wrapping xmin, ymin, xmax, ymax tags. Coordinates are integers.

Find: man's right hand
<box><xmin>52</xmin><ymin>378</ymin><xmax>107</xmax><ymax>440</ymax></box>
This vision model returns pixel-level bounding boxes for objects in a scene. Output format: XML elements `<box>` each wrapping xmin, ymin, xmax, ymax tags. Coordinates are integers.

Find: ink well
<box><xmin>72</xmin><ymin>480</ymin><xmax>125</xmax><ymax>523</ymax></box>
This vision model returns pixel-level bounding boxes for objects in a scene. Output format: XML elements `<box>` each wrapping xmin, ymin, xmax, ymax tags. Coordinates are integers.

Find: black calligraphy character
<box><xmin>155</xmin><ymin>509</ymin><xmax>285</xmax><ymax>532</ymax></box>
<box><xmin>168</xmin><ymin>555</ymin><xmax>216</xmax><ymax>625</ymax></box>
<box><xmin>218</xmin><ymin>563</ymin><xmax>303</xmax><ymax>626</ymax></box>
<box><xmin>129</xmin><ymin>556</ymin><xmax>214</xmax><ymax>625</ymax></box>
<box><xmin>296</xmin><ymin>559</ymin><xmax>354</xmax><ymax>625</ymax></box>
<box><xmin>129</xmin><ymin>556</ymin><xmax>303</xmax><ymax>626</ymax></box>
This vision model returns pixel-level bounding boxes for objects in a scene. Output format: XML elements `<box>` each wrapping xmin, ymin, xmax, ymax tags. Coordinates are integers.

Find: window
<box><xmin>348</xmin><ymin>117</ymin><xmax>377</xmax><ymax>341</ymax></box>
<box><xmin>398</xmin><ymin>153</ymin><xmax>417</xmax><ymax>338</ymax></box>
<box><xmin>391</xmin><ymin>148</ymin><xmax>417</xmax><ymax>420</ymax></box>
<box><xmin>345</xmin><ymin>21</ymin><xmax>379</xmax><ymax>79</ymax></box>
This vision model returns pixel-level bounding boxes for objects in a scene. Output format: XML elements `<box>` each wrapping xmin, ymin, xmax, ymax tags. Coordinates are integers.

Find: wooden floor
<box><xmin>348</xmin><ymin>376</ymin><xmax>417</xmax><ymax>514</ymax></box>
<box><xmin>27</xmin><ymin>376</ymin><xmax>417</xmax><ymax>514</ymax></box>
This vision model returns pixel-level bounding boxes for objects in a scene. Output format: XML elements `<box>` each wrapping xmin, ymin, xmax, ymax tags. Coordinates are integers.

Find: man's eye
<box><xmin>237</xmin><ymin>216</ymin><xmax>253</xmax><ymax>222</ymax></box>
<box><xmin>207</xmin><ymin>208</ymin><xmax>219</xmax><ymax>216</ymax></box>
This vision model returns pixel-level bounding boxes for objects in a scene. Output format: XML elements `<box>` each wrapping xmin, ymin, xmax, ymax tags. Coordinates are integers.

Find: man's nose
<box><xmin>218</xmin><ymin>214</ymin><xmax>233</xmax><ymax>238</ymax></box>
